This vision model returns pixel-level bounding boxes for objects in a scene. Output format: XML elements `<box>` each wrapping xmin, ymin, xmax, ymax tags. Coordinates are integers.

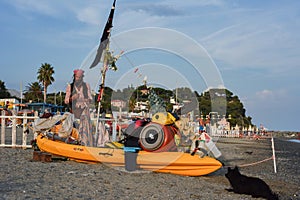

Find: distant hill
<box><xmin>8</xmin><ymin>89</ymin><xmax>23</xmax><ymax>99</ymax></box>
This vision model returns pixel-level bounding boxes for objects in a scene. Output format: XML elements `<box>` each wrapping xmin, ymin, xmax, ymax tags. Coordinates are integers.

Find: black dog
<box><xmin>225</xmin><ymin>166</ymin><xmax>278</xmax><ymax>200</ymax></box>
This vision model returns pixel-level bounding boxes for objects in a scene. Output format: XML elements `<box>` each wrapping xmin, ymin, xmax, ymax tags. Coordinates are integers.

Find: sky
<box><xmin>0</xmin><ymin>0</ymin><xmax>299</xmax><ymax>132</ymax></box>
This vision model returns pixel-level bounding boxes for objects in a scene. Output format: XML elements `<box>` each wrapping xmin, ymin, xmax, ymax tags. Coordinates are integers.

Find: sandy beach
<box><xmin>0</xmin><ymin>129</ymin><xmax>299</xmax><ymax>200</ymax></box>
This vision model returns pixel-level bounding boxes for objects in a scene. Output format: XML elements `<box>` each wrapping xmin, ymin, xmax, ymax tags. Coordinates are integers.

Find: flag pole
<box><xmin>95</xmin><ymin>44</ymin><xmax>110</xmax><ymax>136</ymax></box>
<box><xmin>94</xmin><ymin>44</ymin><xmax>123</xmax><ymax>137</ymax></box>
<box><xmin>90</xmin><ymin>0</ymin><xmax>116</xmax><ymax>136</ymax></box>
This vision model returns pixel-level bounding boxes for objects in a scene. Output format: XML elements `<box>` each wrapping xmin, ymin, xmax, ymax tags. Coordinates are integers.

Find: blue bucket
<box><xmin>123</xmin><ymin>147</ymin><xmax>140</xmax><ymax>171</ymax></box>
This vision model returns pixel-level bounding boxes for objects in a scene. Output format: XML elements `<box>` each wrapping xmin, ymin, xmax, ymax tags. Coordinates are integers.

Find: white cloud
<box><xmin>76</xmin><ymin>6</ymin><xmax>102</xmax><ymax>25</ymax></box>
<box><xmin>2</xmin><ymin>0</ymin><xmax>300</xmax><ymax>131</ymax></box>
<box><xmin>8</xmin><ymin>0</ymin><xmax>60</xmax><ymax>16</ymax></box>
<box><xmin>197</xmin><ymin>4</ymin><xmax>300</xmax><ymax>77</ymax></box>
<box><xmin>160</xmin><ymin>0</ymin><xmax>225</xmax><ymax>8</ymax></box>
<box><xmin>241</xmin><ymin>87</ymin><xmax>297</xmax><ymax>131</ymax></box>
<box><xmin>255</xmin><ymin>89</ymin><xmax>274</xmax><ymax>100</ymax></box>
<box><xmin>255</xmin><ymin>88</ymin><xmax>288</xmax><ymax>101</ymax></box>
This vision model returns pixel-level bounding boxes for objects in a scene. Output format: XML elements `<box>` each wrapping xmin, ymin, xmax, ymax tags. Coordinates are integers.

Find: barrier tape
<box><xmin>223</xmin><ymin>156</ymin><xmax>274</xmax><ymax>168</ymax></box>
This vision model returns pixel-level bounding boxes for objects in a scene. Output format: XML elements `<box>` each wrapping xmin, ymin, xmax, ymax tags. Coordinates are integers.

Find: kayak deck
<box><xmin>36</xmin><ymin>135</ymin><xmax>222</xmax><ymax>176</ymax></box>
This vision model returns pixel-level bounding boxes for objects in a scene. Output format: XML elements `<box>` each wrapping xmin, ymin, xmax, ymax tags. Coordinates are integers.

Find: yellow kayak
<box><xmin>36</xmin><ymin>135</ymin><xmax>222</xmax><ymax>176</ymax></box>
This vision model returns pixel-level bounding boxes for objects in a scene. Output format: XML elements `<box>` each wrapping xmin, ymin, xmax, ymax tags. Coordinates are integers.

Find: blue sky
<box><xmin>0</xmin><ymin>0</ymin><xmax>299</xmax><ymax>131</ymax></box>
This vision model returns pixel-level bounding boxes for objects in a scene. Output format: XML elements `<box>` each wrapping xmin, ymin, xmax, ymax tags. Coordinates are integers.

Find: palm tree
<box><xmin>24</xmin><ymin>82</ymin><xmax>43</xmax><ymax>102</ymax></box>
<box><xmin>37</xmin><ymin>63</ymin><xmax>55</xmax><ymax>103</ymax></box>
<box><xmin>0</xmin><ymin>80</ymin><xmax>11</xmax><ymax>98</ymax></box>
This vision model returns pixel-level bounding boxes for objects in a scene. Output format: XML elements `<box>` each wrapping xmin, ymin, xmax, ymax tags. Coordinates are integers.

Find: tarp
<box><xmin>32</xmin><ymin>112</ymin><xmax>74</xmax><ymax>138</ymax></box>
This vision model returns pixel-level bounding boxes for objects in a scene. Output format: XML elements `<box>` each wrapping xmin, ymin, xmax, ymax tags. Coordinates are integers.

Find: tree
<box><xmin>37</xmin><ymin>63</ymin><xmax>55</xmax><ymax>103</ymax></box>
<box><xmin>99</xmin><ymin>87</ymin><xmax>113</xmax><ymax>113</ymax></box>
<box><xmin>197</xmin><ymin>89</ymin><xmax>253</xmax><ymax>127</ymax></box>
<box><xmin>24</xmin><ymin>82</ymin><xmax>43</xmax><ymax>102</ymax></box>
<box><xmin>0</xmin><ymin>80</ymin><xmax>11</xmax><ymax>98</ymax></box>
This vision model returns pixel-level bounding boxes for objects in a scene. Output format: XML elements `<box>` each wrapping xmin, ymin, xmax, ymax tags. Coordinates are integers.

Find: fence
<box><xmin>2</xmin><ymin>110</ymin><xmax>261</xmax><ymax>149</ymax></box>
<box><xmin>0</xmin><ymin>111</ymin><xmax>122</xmax><ymax>148</ymax></box>
<box><xmin>0</xmin><ymin>110</ymin><xmax>38</xmax><ymax>148</ymax></box>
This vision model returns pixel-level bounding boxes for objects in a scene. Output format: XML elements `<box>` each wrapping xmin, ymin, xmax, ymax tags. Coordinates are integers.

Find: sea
<box><xmin>288</xmin><ymin>139</ymin><xmax>300</xmax><ymax>143</ymax></box>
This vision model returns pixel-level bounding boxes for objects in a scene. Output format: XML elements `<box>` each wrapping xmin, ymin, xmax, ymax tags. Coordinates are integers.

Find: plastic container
<box><xmin>205</xmin><ymin>139</ymin><xmax>222</xmax><ymax>158</ymax></box>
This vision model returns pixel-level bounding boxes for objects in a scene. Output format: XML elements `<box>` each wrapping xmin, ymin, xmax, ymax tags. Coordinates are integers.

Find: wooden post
<box><xmin>22</xmin><ymin>113</ymin><xmax>28</xmax><ymax>149</ymax></box>
<box><xmin>271</xmin><ymin>137</ymin><xmax>277</xmax><ymax>173</ymax></box>
<box><xmin>1</xmin><ymin>110</ymin><xmax>5</xmax><ymax>146</ymax></box>
<box><xmin>112</xmin><ymin>118</ymin><xmax>117</xmax><ymax>141</ymax></box>
<box><xmin>33</xmin><ymin>111</ymin><xmax>38</xmax><ymax>139</ymax></box>
<box><xmin>118</xmin><ymin>121</ymin><xmax>122</xmax><ymax>141</ymax></box>
<box><xmin>12</xmin><ymin>115</ymin><xmax>17</xmax><ymax>147</ymax></box>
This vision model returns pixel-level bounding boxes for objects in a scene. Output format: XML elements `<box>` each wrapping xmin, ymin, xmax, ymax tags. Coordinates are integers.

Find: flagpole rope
<box><xmin>111</xmin><ymin>38</ymin><xmax>148</xmax><ymax>87</ymax></box>
<box><xmin>111</xmin><ymin>38</ymin><xmax>136</xmax><ymax>69</ymax></box>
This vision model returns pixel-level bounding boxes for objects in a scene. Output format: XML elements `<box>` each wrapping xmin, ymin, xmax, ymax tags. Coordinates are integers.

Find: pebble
<box><xmin>0</xmin><ymin>134</ymin><xmax>299</xmax><ymax>199</ymax></box>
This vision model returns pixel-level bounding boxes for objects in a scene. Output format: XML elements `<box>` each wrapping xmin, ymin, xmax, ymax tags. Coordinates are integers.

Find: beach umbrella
<box><xmin>249</xmin><ymin>125</ymin><xmax>252</xmax><ymax>132</ymax></box>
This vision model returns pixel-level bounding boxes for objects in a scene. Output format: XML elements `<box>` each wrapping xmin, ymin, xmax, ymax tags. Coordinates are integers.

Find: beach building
<box><xmin>0</xmin><ymin>98</ymin><xmax>20</xmax><ymax>110</ymax></box>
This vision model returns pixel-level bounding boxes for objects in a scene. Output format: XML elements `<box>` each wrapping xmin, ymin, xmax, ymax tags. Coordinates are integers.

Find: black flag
<box><xmin>90</xmin><ymin>0</ymin><xmax>116</xmax><ymax>69</ymax></box>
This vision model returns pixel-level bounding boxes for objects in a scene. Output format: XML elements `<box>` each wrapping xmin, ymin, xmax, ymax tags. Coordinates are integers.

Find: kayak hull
<box><xmin>36</xmin><ymin>135</ymin><xmax>222</xmax><ymax>176</ymax></box>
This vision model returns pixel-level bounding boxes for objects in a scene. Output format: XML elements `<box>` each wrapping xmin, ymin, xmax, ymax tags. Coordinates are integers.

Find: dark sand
<box><xmin>0</xmin><ymin>129</ymin><xmax>299</xmax><ymax>200</ymax></box>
